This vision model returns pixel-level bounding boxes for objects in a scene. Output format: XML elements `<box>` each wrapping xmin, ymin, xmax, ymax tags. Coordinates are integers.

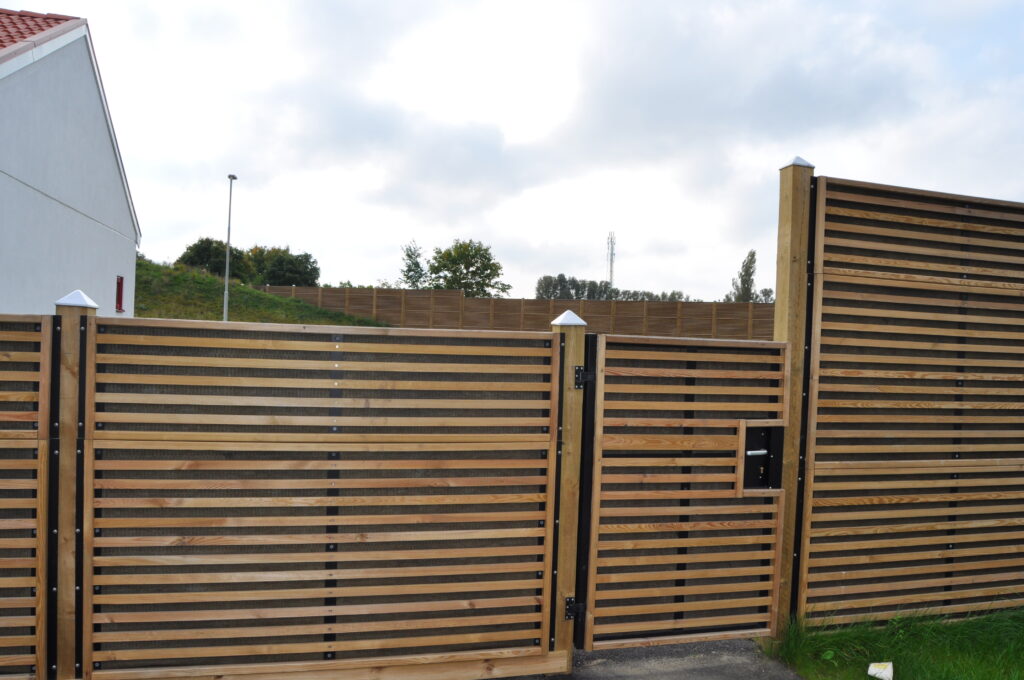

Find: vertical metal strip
<box><xmin>45</xmin><ymin>316</ymin><xmax>61</xmax><ymax>680</ymax></box>
<box><xmin>324</xmin><ymin>332</ymin><xmax>342</xmax><ymax>658</ymax></box>
<box><xmin>75</xmin><ymin>317</ymin><xmax>87</xmax><ymax>676</ymax></box>
<box><xmin>572</xmin><ymin>333</ymin><xmax>597</xmax><ymax>650</ymax></box>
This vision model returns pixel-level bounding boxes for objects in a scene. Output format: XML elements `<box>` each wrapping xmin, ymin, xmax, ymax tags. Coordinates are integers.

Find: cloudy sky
<box><xmin>20</xmin><ymin>0</ymin><xmax>1024</xmax><ymax>299</ymax></box>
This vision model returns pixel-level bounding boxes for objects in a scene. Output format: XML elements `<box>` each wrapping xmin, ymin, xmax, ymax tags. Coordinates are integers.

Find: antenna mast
<box><xmin>606</xmin><ymin>231</ymin><xmax>616</xmax><ymax>287</ymax></box>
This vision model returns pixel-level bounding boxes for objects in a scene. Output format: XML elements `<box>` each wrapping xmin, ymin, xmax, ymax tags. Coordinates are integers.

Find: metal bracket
<box><xmin>574</xmin><ymin>366</ymin><xmax>594</xmax><ymax>389</ymax></box>
<box><xmin>565</xmin><ymin>596</ymin><xmax>585</xmax><ymax>621</ymax></box>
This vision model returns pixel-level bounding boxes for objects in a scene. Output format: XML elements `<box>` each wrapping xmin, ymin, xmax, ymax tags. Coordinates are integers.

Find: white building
<box><xmin>0</xmin><ymin>9</ymin><xmax>140</xmax><ymax>316</ymax></box>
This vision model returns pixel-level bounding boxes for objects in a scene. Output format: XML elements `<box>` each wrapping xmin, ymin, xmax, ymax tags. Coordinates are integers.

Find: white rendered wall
<box><xmin>0</xmin><ymin>35</ymin><xmax>137</xmax><ymax>316</ymax></box>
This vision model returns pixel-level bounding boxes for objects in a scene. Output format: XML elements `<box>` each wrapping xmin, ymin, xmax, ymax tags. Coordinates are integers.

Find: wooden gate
<box><xmin>0</xmin><ymin>315</ymin><xmax>51</xmax><ymax>677</ymax></box>
<box><xmin>580</xmin><ymin>334</ymin><xmax>787</xmax><ymax>650</ymax></box>
<box><xmin>78</xmin><ymin>317</ymin><xmax>567</xmax><ymax>679</ymax></box>
<box><xmin>798</xmin><ymin>177</ymin><xmax>1024</xmax><ymax>624</ymax></box>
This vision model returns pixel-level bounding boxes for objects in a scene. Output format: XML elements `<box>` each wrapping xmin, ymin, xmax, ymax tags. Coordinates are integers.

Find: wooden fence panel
<box><xmin>257</xmin><ymin>287</ymin><xmax>775</xmax><ymax>339</ymax></box>
<box><xmin>583</xmin><ymin>334</ymin><xmax>786</xmax><ymax>650</ymax></box>
<box><xmin>0</xmin><ymin>315</ymin><xmax>51</xmax><ymax>677</ymax></box>
<box><xmin>799</xmin><ymin>177</ymin><xmax>1024</xmax><ymax>624</ymax></box>
<box><xmin>80</xmin><ymin>318</ymin><xmax>564</xmax><ymax>679</ymax></box>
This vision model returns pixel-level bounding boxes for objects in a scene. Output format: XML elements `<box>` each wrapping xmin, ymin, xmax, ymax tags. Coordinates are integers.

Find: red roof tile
<box><xmin>0</xmin><ymin>8</ymin><xmax>77</xmax><ymax>50</ymax></box>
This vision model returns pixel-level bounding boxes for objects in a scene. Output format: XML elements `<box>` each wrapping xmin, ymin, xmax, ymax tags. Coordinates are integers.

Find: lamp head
<box><xmin>228</xmin><ymin>174</ymin><xmax>237</xmax><ymax>181</ymax></box>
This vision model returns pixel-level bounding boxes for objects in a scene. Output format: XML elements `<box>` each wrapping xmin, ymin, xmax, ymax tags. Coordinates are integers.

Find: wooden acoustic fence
<box><xmin>798</xmin><ymin>177</ymin><xmax>1024</xmax><ymax>624</ymax></box>
<box><xmin>0</xmin><ymin>315</ymin><xmax>51</xmax><ymax>676</ymax></box>
<box><xmin>76</xmin><ymin>318</ymin><xmax>567</xmax><ymax>680</ymax></box>
<box><xmin>581</xmin><ymin>334</ymin><xmax>787</xmax><ymax>650</ymax></box>
<box><xmin>260</xmin><ymin>287</ymin><xmax>775</xmax><ymax>340</ymax></box>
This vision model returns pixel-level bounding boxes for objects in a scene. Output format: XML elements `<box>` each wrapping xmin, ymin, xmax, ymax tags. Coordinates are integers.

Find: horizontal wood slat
<box><xmin>584</xmin><ymin>334</ymin><xmax>786</xmax><ymax>649</ymax></box>
<box><xmin>799</xmin><ymin>177</ymin><xmax>1024</xmax><ymax>625</ymax></box>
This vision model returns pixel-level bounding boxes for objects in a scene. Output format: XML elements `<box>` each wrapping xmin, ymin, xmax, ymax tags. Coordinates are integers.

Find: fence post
<box><xmin>54</xmin><ymin>290</ymin><xmax>97</xmax><ymax>679</ymax></box>
<box><xmin>772</xmin><ymin>157</ymin><xmax>814</xmax><ymax>634</ymax></box>
<box><xmin>550</xmin><ymin>310</ymin><xmax>587</xmax><ymax>663</ymax></box>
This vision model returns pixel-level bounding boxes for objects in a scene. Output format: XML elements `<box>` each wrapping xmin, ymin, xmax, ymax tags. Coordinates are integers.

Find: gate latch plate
<box><xmin>565</xmin><ymin>596</ymin><xmax>585</xmax><ymax>620</ymax></box>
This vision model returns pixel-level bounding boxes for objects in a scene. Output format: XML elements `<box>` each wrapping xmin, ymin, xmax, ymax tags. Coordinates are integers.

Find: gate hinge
<box><xmin>574</xmin><ymin>366</ymin><xmax>594</xmax><ymax>389</ymax></box>
<box><xmin>565</xmin><ymin>596</ymin><xmax>585</xmax><ymax>621</ymax></box>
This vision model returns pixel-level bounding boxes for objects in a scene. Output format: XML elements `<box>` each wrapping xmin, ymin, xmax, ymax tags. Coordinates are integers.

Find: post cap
<box><xmin>782</xmin><ymin>156</ymin><xmax>814</xmax><ymax>169</ymax></box>
<box><xmin>551</xmin><ymin>310</ymin><xmax>587</xmax><ymax>326</ymax></box>
<box><xmin>55</xmin><ymin>290</ymin><xmax>99</xmax><ymax>309</ymax></box>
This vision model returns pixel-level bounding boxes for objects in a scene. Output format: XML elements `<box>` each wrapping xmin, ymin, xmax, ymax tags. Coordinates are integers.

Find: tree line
<box><xmin>172</xmin><ymin>236</ymin><xmax>773</xmax><ymax>303</ymax></box>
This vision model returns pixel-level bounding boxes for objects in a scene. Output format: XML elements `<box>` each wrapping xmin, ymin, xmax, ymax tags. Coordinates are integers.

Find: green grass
<box><xmin>134</xmin><ymin>259</ymin><xmax>381</xmax><ymax>326</ymax></box>
<box><xmin>767</xmin><ymin>611</ymin><xmax>1024</xmax><ymax>680</ymax></box>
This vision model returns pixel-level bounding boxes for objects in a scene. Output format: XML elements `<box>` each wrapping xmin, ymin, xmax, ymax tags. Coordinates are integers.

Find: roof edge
<box><xmin>0</xmin><ymin>16</ymin><xmax>86</xmax><ymax>68</ymax></box>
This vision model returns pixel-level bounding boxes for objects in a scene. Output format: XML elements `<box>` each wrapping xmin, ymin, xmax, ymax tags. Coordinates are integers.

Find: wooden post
<box><xmin>550</xmin><ymin>310</ymin><xmax>587</xmax><ymax>664</ymax></box>
<box><xmin>747</xmin><ymin>301</ymin><xmax>754</xmax><ymax>339</ymax></box>
<box><xmin>54</xmin><ymin>290</ymin><xmax>98</xmax><ymax>679</ymax></box>
<box><xmin>772</xmin><ymin>157</ymin><xmax>814</xmax><ymax>634</ymax></box>
<box><xmin>400</xmin><ymin>290</ymin><xmax>407</xmax><ymax>327</ymax></box>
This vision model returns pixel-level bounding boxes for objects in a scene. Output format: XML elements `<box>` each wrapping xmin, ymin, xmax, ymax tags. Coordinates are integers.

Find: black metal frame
<box><xmin>44</xmin><ymin>316</ymin><xmax>61</xmax><ymax>680</ymax></box>
<box><xmin>571</xmin><ymin>333</ymin><xmax>598</xmax><ymax>650</ymax></box>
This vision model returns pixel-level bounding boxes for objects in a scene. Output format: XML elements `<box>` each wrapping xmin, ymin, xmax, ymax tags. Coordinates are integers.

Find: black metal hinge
<box><xmin>573</xmin><ymin>366</ymin><xmax>594</xmax><ymax>389</ymax></box>
<box><xmin>565</xmin><ymin>596</ymin><xmax>585</xmax><ymax>621</ymax></box>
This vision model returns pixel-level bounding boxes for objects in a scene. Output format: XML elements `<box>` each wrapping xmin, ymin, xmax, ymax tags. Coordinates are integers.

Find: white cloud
<box><xmin>363</xmin><ymin>0</ymin><xmax>592</xmax><ymax>145</ymax></box>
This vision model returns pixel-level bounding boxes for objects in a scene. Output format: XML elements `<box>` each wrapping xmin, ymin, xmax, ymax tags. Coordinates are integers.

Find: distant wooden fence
<box><xmin>260</xmin><ymin>286</ymin><xmax>775</xmax><ymax>339</ymax></box>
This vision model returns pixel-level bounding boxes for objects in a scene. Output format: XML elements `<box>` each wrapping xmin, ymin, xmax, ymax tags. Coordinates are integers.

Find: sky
<box><xmin>19</xmin><ymin>0</ymin><xmax>1024</xmax><ymax>299</ymax></box>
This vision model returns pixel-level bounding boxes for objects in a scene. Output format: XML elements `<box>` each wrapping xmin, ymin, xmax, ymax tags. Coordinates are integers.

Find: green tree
<box><xmin>723</xmin><ymin>250</ymin><xmax>773</xmax><ymax>302</ymax></box>
<box><xmin>264</xmin><ymin>250</ymin><xmax>319</xmax><ymax>286</ymax></box>
<box><xmin>398</xmin><ymin>241</ymin><xmax>428</xmax><ymax>289</ymax></box>
<box><xmin>535</xmin><ymin>274</ymin><xmax>692</xmax><ymax>301</ymax></box>
<box><xmin>245</xmin><ymin>245</ymin><xmax>319</xmax><ymax>286</ymax></box>
<box><xmin>427</xmin><ymin>239</ymin><xmax>511</xmax><ymax>297</ymax></box>
<box><xmin>177</xmin><ymin>237</ymin><xmax>254</xmax><ymax>282</ymax></box>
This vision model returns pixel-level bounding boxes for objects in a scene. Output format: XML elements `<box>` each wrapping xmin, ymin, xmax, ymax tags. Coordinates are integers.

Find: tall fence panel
<box><xmin>79</xmin><ymin>318</ymin><xmax>566</xmax><ymax>679</ymax></box>
<box><xmin>799</xmin><ymin>177</ymin><xmax>1024</xmax><ymax>624</ymax></box>
<box><xmin>0</xmin><ymin>315</ymin><xmax>51</xmax><ymax>677</ymax></box>
<box><xmin>581</xmin><ymin>334</ymin><xmax>787</xmax><ymax>650</ymax></box>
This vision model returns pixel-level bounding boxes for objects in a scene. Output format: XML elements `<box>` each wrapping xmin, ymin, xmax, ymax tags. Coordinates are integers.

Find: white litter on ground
<box><xmin>867</xmin><ymin>661</ymin><xmax>893</xmax><ymax>680</ymax></box>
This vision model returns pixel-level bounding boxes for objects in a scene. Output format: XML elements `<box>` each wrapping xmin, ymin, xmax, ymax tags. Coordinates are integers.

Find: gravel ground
<box><xmin>521</xmin><ymin>638</ymin><xmax>802</xmax><ymax>680</ymax></box>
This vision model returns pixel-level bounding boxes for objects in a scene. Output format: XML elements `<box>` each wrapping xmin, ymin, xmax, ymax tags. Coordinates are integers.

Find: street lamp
<box><xmin>223</xmin><ymin>174</ymin><xmax>237</xmax><ymax>322</ymax></box>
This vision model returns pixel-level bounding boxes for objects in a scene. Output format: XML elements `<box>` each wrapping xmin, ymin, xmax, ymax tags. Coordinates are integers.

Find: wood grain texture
<box><xmin>76</xmin><ymin>320</ymin><xmax>563</xmax><ymax>678</ymax></box>
<box><xmin>798</xmin><ymin>176</ymin><xmax>1024</xmax><ymax>626</ymax></box>
<box><xmin>582</xmin><ymin>334</ymin><xmax>786</xmax><ymax>649</ymax></box>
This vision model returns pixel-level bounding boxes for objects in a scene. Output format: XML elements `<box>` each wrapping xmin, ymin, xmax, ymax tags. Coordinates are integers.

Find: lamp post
<box><xmin>223</xmin><ymin>174</ymin><xmax>237</xmax><ymax>322</ymax></box>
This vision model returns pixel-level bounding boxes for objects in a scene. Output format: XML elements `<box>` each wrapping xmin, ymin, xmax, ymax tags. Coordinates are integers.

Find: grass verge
<box><xmin>135</xmin><ymin>258</ymin><xmax>381</xmax><ymax>326</ymax></box>
<box><xmin>766</xmin><ymin>610</ymin><xmax>1024</xmax><ymax>680</ymax></box>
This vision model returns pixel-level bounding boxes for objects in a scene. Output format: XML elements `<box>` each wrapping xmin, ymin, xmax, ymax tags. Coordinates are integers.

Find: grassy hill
<box><xmin>134</xmin><ymin>258</ymin><xmax>381</xmax><ymax>326</ymax></box>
